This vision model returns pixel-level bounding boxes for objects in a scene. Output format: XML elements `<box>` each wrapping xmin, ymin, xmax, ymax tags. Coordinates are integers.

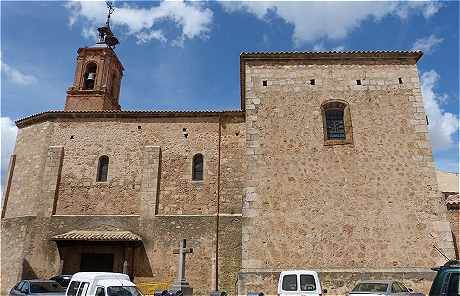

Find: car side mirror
<box><xmin>322</xmin><ymin>288</ymin><xmax>328</xmax><ymax>294</ymax></box>
<box><xmin>24</xmin><ymin>289</ymin><xmax>30</xmax><ymax>294</ymax></box>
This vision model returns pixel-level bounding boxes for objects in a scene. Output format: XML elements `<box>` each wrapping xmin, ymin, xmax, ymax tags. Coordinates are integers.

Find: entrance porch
<box><xmin>51</xmin><ymin>230</ymin><xmax>142</xmax><ymax>279</ymax></box>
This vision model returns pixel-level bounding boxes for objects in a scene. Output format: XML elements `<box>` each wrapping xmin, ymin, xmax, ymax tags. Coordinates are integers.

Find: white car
<box><xmin>347</xmin><ymin>280</ymin><xmax>423</xmax><ymax>296</ymax></box>
<box><xmin>66</xmin><ymin>273</ymin><xmax>142</xmax><ymax>296</ymax></box>
<box><xmin>277</xmin><ymin>270</ymin><xmax>327</xmax><ymax>296</ymax></box>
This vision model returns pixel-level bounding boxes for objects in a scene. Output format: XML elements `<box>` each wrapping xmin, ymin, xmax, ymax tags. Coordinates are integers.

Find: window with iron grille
<box><xmin>192</xmin><ymin>154</ymin><xmax>204</xmax><ymax>181</ymax></box>
<box><xmin>321</xmin><ymin>100</ymin><xmax>353</xmax><ymax>145</ymax></box>
<box><xmin>325</xmin><ymin>109</ymin><xmax>346</xmax><ymax>140</ymax></box>
<box><xmin>97</xmin><ymin>155</ymin><xmax>109</xmax><ymax>182</ymax></box>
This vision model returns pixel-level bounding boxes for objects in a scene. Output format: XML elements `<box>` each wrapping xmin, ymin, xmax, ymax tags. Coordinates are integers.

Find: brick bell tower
<box><xmin>65</xmin><ymin>5</ymin><xmax>124</xmax><ymax>111</ymax></box>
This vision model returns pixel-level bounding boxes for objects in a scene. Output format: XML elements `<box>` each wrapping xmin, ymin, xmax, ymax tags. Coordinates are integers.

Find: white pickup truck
<box><xmin>66</xmin><ymin>273</ymin><xmax>142</xmax><ymax>296</ymax></box>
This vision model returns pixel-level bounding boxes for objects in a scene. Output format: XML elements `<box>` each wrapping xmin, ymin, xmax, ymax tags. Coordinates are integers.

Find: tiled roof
<box><xmin>15</xmin><ymin>109</ymin><xmax>244</xmax><ymax>128</ymax></box>
<box><xmin>51</xmin><ymin>230</ymin><xmax>142</xmax><ymax>241</ymax></box>
<box><xmin>446</xmin><ymin>194</ymin><xmax>459</xmax><ymax>206</ymax></box>
<box><xmin>240</xmin><ymin>50</ymin><xmax>423</xmax><ymax>61</ymax></box>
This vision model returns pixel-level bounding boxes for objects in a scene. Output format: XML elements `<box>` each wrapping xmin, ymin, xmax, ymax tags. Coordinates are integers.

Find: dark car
<box><xmin>9</xmin><ymin>280</ymin><xmax>66</xmax><ymax>296</ymax></box>
<box><xmin>49</xmin><ymin>275</ymin><xmax>72</xmax><ymax>288</ymax></box>
<box><xmin>429</xmin><ymin>260</ymin><xmax>459</xmax><ymax>296</ymax></box>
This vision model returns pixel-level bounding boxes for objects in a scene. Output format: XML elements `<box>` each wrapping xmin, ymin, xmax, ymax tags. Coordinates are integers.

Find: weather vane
<box><xmin>97</xmin><ymin>0</ymin><xmax>119</xmax><ymax>49</ymax></box>
<box><xmin>105</xmin><ymin>1</ymin><xmax>115</xmax><ymax>28</ymax></box>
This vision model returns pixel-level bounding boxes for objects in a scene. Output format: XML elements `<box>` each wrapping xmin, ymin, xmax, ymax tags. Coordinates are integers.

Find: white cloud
<box><xmin>312</xmin><ymin>42</ymin><xmax>345</xmax><ymax>52</ymax></box>
<box><xmin>0</xmin><ymin>52</ymin><xmax>37</xmax><ymax>85</ymax></box>
<box><xmin>1</xmin><ymin>117</ymin><xmax>18</xmax><ymax>194</ymax></box>
<box><xmin>412</xmin><ymin>34</ymin><xmax>444</xmax><ymax>54</ymax></box>
<box><xmin>65</xmin><ymin>0</ymin><xmax>213</xmax><ymax>46</ymax></box>
<box><xmin>221</xmin><ymin>1</ymin><xmax>442</xmax><ymax>47</ymax></box>
<box><xmin>137</xmin><ymin>30</ymin><xmax>167</xmax><ymax>44</ymax></box>
<box><xmin>421</xmin><ymin>70</ymin><xmax>458</xmax><ymax>151</ymax></box>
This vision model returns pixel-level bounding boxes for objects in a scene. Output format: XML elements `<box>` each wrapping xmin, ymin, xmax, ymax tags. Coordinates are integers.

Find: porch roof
<box><xmin>51</xmin><ymin>230</ymin><xmax>142</xmax><ymax>242</ymax></box>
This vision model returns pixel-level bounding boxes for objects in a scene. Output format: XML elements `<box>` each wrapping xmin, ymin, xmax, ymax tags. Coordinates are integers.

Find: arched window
<box><xmin>96</xmin><ymin>155</ymin><xmax>109</xmax><ymax>182</ymax></box>
<box><xmin>192</xmin><ymin>154</ymin><xmax>204</xmax><ymax>181</ymax></box>
<box><xmin>321</xmin><ymin>101</ymin><xmax>353</xmax><ymax>145</ymax></box>
<box><xmin>84</xmin><ymin>62</ymin><xmax>97</xmax><ymax>90</ymax></box>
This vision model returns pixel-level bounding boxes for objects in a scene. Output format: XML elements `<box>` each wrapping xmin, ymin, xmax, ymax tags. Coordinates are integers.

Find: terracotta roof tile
<box><xmin>240</xmin><ymin>50</ymin><xmax>423</xmax><ymax>60</ymax></box>
<box><xmin>15</xmin><ymin>109</ymin><xmax>244</xmax><ymax>128</ymax></box>
<box><xmin>446</xmin><ymin>194</ymin><xmax>459</xmax><ymax>205</ymax></box>
<box><xmin>51</xmin><ymin>230</ymin><xmax>142</xmax><ymax>241</ymax></box>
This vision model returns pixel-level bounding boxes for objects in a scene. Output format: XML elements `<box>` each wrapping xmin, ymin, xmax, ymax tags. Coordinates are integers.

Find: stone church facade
<box><xmin>1</xmin><ymin>43</ymin><xmax>456</xmax><ymax>295</ymax></box>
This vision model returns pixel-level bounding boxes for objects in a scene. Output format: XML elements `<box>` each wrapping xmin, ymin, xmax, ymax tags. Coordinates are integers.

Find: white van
<box><xmin>66</xmin><ymin>272</ymin><xmax>142</xmax><ymax>296</ymax></box>
<box><xmin>277</xmin><ymin>270</ymin><xmax>326</xmax><ymax>296</ymax></box>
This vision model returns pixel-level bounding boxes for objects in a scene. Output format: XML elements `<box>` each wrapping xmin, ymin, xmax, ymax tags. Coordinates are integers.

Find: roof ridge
<box><xmin>240</xmin><ymin>50</ymin><xmax>422</xmax><ymax>54</ymax></box>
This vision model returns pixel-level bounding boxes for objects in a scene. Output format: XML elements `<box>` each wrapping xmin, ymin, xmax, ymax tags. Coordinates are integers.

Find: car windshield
<box><xmin>50</xmin><ymin>277</ymin><xmax>71</xmax><ymax>288</ymax></box>
<box><xmin>107</xmin><ymin>286</ymin><xmax>143</xmax><ymax>296</ymax></box>
<box><xmin>352</xmin><ymin>283</ymin><xmax>388</xmax><ymax>293</ymax></box>
<box><xmin>30</xmin><ymin>282</ymin><xmax>65</xmax><ymax>293</ymax></box>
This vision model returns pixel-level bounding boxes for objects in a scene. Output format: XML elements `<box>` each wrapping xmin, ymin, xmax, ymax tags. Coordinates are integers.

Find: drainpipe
<box><xmin>215</xmin><ymin>114</ymin><xmax>222</xmax><ymax>292</ymax></box>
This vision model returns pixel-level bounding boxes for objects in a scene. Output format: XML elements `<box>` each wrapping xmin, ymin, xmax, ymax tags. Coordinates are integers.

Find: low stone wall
<box><xmin>238</xmin><ymin>269</ymin><xmax>436</xmax><ymax>296</ymax></box>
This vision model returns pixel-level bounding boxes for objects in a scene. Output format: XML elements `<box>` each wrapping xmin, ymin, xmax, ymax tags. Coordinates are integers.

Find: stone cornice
<box><xmin>15</xmin><ymin>110</ymin><xmax>245</xmax><ymax>128</ymax></box>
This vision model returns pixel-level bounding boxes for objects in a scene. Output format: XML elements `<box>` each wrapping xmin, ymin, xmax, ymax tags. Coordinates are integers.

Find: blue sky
<box><xmin>1</xmin><ymin>1</ymin><xmax>459</xmax><ymax>188</ymax></box>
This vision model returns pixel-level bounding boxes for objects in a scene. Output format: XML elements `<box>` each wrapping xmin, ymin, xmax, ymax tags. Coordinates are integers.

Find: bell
<box><xmin>87</xmin><ymin>72</ymin><xmax>96</xmax><ymax>81</ymax></box>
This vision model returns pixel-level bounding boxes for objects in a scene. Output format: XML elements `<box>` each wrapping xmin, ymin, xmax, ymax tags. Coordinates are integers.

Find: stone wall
<box><xmin>241</xmin><ymin>58</ymin><xmax>453</xmax><ymax>274</ymax></box>
<box><xmin>1</xmin><ymin>113</ymin><xmax>244</xmax><ymax>296</ymax></box>
<box><xmin>12</xmin><ymin>115</ymin><xmax>246</xmax><ymax>216</ymax></box>
<box><xmin>3</xmin><ymin>122</ymin><xmax>53</xmax><ymax>218</ymax></box>
<box><xmin>446</xmin><ymin>204</ymin><xmax>459</xmax><ymax>258</ymax></box>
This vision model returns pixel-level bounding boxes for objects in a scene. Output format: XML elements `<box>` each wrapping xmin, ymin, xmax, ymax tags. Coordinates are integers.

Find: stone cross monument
<box><xmin>171</xmin><ymin>239</ymin><xmax>194</xmax><ymax>296</ymax></box>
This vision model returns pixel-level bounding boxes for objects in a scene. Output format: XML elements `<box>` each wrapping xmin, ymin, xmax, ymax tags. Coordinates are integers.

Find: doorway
<box><xmin>80</xmin><ymin>253</ymin><xmax>114</xmax><ymax>272</ymax></box>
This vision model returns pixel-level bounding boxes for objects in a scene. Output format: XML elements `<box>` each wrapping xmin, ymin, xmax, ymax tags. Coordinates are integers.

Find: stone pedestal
<box><xmin>171</xmin><ymin>282</ymin><xmax>193</xmax><ymax>296</ymax></box>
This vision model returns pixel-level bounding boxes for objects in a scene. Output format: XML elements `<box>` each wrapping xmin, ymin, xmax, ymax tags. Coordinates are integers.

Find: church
<box><xmin>1</xmin><ymin>19</ymin><xmax>456</xmax><ymax>296</ymax></box>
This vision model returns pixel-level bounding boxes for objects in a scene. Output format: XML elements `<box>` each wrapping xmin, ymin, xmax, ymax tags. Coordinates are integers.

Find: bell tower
<box><xmin>65</xmin><ymin>2</ymin><xmax>124</xmax><ymax>111</ymax></box>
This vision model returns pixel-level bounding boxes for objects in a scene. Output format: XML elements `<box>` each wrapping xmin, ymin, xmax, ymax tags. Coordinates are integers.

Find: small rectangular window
<box><xmin>282</xmin><ymin>274</ymin><xmax>298</xmax><ymax>291</ymax></box>
<box><xmin>310</xmin><ymin>79</ymin><xmax>315</xmax><ymax>85</ymax></box>
<box><xmin>398</xmin><ymin>77</ymin><xmax>403</xmax><ymax>84</ymax></box>
<box><xmin>262</xmin><ymin>80</ymin><xmax>267</xmax><ymax>86</ymax></box>
<box><xmin>77</xmin><ymin>283</ymin><xmax>89</xmax><ymax>296</ymax></box>
<box><xmin>67</xmin><ymin>281</ymin><xmax>81</xmax><ymax>296</ymax></box>
<box><xmin>96</xmin><ymin>287</ymin><xmax>106</xmax><ymax>296</ymax></box>
<box><xmin>21</xmin><ymin>282</ymin><xmax>30</xmax><ymax>294</ymax></box>
<box><xmin>356</xmin><ymin>79</ymin><xmax>361</xmax><ymax>85</ymax></box>
<box><xmin>300</xmin><ymin>275</ymin><xmax>316</xmax><ymax>291</ymax></box>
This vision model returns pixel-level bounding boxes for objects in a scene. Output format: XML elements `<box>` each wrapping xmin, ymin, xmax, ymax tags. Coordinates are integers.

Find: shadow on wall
<box><xmin>452</xmin><ymin>231</ymin><xmax>459</xmax><ymax>260</ymax></box>
<box><xmin>22</xmin><ymin>259</ymin><xmax>38</xmax><ymax>279</ymax></box>
<box><xmin>135</xmin><ymin>245</ymin><xmax>153</xmax><ymax>277</ymax></box>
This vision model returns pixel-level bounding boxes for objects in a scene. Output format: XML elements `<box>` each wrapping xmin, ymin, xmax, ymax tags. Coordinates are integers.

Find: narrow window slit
<box><xmin>398</xmin><ymin>77</ymin><xmax>403</xmax><ymax>84</ymax></box>
<box><xmin>192</xmin><ymin>154</ymin><xmax>204</xmax><ymax>181</ymax></box>
<box><xmin>96</xmin><ymin>155</ymin><xmax>109</xmax><ymax>182</ymax></box>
